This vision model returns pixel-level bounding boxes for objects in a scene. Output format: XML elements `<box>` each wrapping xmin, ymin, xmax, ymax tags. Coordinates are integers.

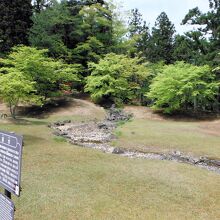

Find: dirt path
<box><xmin>0</xmin><ymin>98</ymin><xmax>106</xmax><ymax>121</ymax></box>
<box><xmin>50</xmin><ymin>98</ymin><xmax>106</xmax><ymax>120</ymax></box>
<box><xmin>124</xmin><ymin>105</ymin><xmax>164</xmax><ymax>121</ymax></box>
<box><xmin>0</xmin><ymin>102</ymin><xmax>8</xmax><ymax>113</ymax></box>
<box><xmin>199</xmin><ymin>120</ymin><xmax>220</xmax><ymax>137</ymax></box>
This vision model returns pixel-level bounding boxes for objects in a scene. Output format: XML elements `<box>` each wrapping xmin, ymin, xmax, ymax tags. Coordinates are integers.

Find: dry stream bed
<box><xmin>50</xmin><ymin>107</ymin><xmax>220</xmax><ymax>174</ymax></box>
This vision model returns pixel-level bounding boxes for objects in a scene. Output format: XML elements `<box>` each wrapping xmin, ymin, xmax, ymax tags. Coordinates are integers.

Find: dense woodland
<box><xmin>0</xmin><ymin>0</ymin><xmax>220</xmax><ymax>118</ymax></box>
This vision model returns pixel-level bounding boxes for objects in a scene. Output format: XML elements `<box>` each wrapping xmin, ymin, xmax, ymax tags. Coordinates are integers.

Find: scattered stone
<box><xmin>211</xmin><ymin>160</ymin><xmax>220</xmax><ymax>167</ymax></box>
<box><xmin>52</xmin><ymin>130</ymin><xmax>68</xmax><ymax>136</ymax></box>
<box><xmin>63</xmin><ymin>120</ymin><xmax>71</xmax><ymax>124</ymax></box>
<box><xmin>106</xmin><ymin>105</ymin><xmax>133</xmax><ymax>122</ymax></box>
<box><xmin>173</xmin><ymin>151</ymin><xmax>181</xmax><ymax>156</ymax></box>
<box><xmin>97</xmin><ymin>121</ymin><xmax>116</xmax><ymax>130</ymax></box>
<box><xmin>112</xmin><ymin>148</ymin><xmax>125</xmax><ymax>154</ymax></box>
<box><xmin>54</xmin><ymin>121</ymin><xmax>65</xmax><ymax>126</ymax></box>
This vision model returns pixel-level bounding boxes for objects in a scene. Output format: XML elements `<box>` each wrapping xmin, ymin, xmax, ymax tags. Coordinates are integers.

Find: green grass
<box><xmin>0</xmin><ymin>115</ymin><xmax>220</xmax><ymax>220</ymax></box>
<box><xmin>53</xmin><ymin>136</ymin><xmax>67</xmax><ymax>143</ymax></box>
<box><xmin>113</xmin><ymin>119</ymin><xmax>220</xmax><ymax>159</ymax></box>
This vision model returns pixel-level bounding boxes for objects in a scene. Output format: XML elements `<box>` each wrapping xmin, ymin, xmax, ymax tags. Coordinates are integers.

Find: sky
<box><xmin>122</xmin><ymin>0</ymin><xmax>210</xmax><ymax>34</ymax></box>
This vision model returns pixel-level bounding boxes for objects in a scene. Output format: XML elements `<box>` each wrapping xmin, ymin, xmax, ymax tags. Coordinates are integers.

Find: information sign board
<box><xmin>0</xmin><ymin>131</ymin><xmax>23</xmax><ymax>196</ymax></box>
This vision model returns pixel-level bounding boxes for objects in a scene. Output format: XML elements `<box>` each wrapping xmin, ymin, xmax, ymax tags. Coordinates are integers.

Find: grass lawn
<box><xmin>0</xmin><ymin>114</ymin><xmax>219</xmax><ymax>220</ymax></box>
<box><xmin>113</xmin><ymin>119</ymin><xmax>220</xmax><ymax>159</ymax></box>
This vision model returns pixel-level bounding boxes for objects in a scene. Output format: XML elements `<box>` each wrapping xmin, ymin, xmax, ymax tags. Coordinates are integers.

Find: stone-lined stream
<box><xmin>49</xmin><ymin>107</ymin><xmax>220</xmax><ymax>174</ymax></box>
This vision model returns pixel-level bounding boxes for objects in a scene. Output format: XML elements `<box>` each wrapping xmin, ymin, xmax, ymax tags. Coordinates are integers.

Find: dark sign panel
<box><xmin>0</xmin><ymin>193</ymin><xmax>15</xmax><ymax>220</ymax></box>
<box><xmin>0</xmin><ymin>131</ymin><xmax>23</xmax><ymax>196</ymax></box>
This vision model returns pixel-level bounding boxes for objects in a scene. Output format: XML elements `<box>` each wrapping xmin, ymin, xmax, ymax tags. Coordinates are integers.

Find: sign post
<box><xmin>0</xmin><ymin>131</ymin><xmax>23</xmax><ymax>220</ymax></box>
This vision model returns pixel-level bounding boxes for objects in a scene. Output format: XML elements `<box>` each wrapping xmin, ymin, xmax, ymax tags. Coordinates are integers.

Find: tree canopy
<box><xmin>0</xmin><ymin>72</ymin><xmax>38</xmax><ymax>119</ymax></box>
<box><xmin>0</xmin><ymin>0</ymin><xmax>32</xmax><ymax>54</ymax></box>
<box><xmin>182</xmin><ymin>0</ymin><xmax>220</xmax><ymax>65</ymax></box>
<box><xmin>29</xmin><ymin>0</ymin><xmax>114</xmax><ymax>71</ymax></box>
<box><xmin>0</xmin><ymin>46</ymin><xmax>80</xmax><ymax>109</ymax></box>
<box><xmin>0</xmin><ymin>1</ymin><xmax>220</xmax><ymax>116</ymax></box>
<box><xmin>147</xmin><ymin>62</ymin><xmax>219</xmax><ymax>113</ymax></box>
<box><xmin>85</xmin><ymin>53</ymin><xmax>150</xmax><ymax>105</ymax></box>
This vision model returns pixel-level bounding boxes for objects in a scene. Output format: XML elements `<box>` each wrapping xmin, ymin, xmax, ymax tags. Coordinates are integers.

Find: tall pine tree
<box><xmin>149</xmin><ymin>12</ymin><xmax>175</xmax><ymax>64</ymax></box>
<box><xmin>0</xmin><ymin>0</ymin><xmax>32</xmax><ymax>53</ymax></box>
<box><xmin>138</xmin><ymin>21</ymin><xmax>151</xmax><ymax>59</ymax></box>
<box><xmin>127</xmin><ymin>9</ymin><xmax>151</xmax><ymax>58</ymax></box>
<box><xmin>182</xmin><ymin>0</ymin><xmax>220</xmax><ymax>66</ymax></box>
<box><xmin>128</xmin><ymin>8</ymin><xmax>143</xmax><ymax>38</ymax></box>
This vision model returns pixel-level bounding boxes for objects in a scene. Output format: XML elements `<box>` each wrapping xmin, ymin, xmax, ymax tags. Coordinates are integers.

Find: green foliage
<box><xmin>0</xmin><ymin>72</ymin><xmax>39</xmax><ymax>118</ymax></box>
<box><xmin>127</xmin><ymin>9</ymin><xmax>150</xmax><ymax>58</ymax></box>
<box><xmin>0</xmin><ymin>46</ymin><xmax>80</xmax><ymax>102</ymax></box>
<box><xmin>33</xmin><ymin>0</ymin><xmax>54</xmax><ymax>13</ymax></box>
<box><xmin>148</xmin><ymin>12</ymin><xmax>176</xmax><ymax>64</ymax></box>
<box><xmin>85</xmin><ymin>53</ymin><xmax>150</xmax><ymax>105</ymax></box>
<box><xmin>1</xmin><ymin>1</ymin><xmax>220</xmax><ymax>116</ymax></box>
<box><xmin>128</xmin><ymin>8</ymin><xmax>144</xmax><ymax>38</ymax></box>
<box><xmin>182</xmin><ymin>0</ymin><xmax>220</xmax><ymax>66</ymax></box>
<box><xmin>214</xmin><ymin>54</ymin><xmax>220</xmax><ymax>72</ymax></box>
<box><xmin>173</xmin><ymin>34</ymin><xmax>195</xmax><ymax>63</ymax></box>
<box><xmin>72</xmin><ymin>37</ymin><xmax>104</xmax><ymax>75</ymax></box>
<box><xmin>0</xmin><ymin>0</ymin><xmax>32</xmax><ymax>53</ymax></box>
<box><xmin>173</xmin><ymin>31</ymin><xmax>210</xmax><ymax>65</ymax></box>
<box><xmin>147</xmin><ymin>62</ymin><xmax>219</xmax><ymax>113</ymax></box>
<box><xmin>29</xmin><ymin>0</ymin><xmax>114</xmax><ymax>71</ymax></box>
<box><xmin>78</xmin><ymin>2</ymin><xmax>113</xmax><ymax>47</ymax></box>
<box><xmin>109</xmin><ymin>1</ymin><xmax>128</xmax><ymax>54</ymax></box>
<box><xmin>29</xmin><ymin>1</ymin><xmax>70</xmax><ymax>58</ymax></box>
<box><xmin>137</xmin><ymin>22</ymin><xmax>151</xmax><ymax>57</ymax></box>
<box><xmin>127</xmin><ymin>11</ymin><xmax>175</xmax><ymax>64</ymax></box>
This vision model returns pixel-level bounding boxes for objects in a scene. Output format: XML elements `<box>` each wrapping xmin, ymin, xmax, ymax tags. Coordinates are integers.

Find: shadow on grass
<box><xmin>153</xmin><ymin>110</ymin><xmax>220</xmax><ymax>122</ymax></box>
<box><xmin>17</xmin><ymin>97</ymin><xmax>74</xmax><ymax>119</ymax></box>
<box><xmin>24</xmin><ymin>134</ymin><xmax>46</xmax><ymax>144</ymax></box>
<box><xmin>7</xmin><ymin>118</ymin><xmax>48</xmax><ymax>126</ymax></box>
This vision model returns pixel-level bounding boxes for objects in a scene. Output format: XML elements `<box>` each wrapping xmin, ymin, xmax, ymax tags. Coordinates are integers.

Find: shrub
<box><xmin>85</xmin><ymin>53</ymin><xmax>150</xmax><ymax>105</ymax></box>
<box><xmin>147</xmin><ymin>62</ymin><xmax>219</xmax><ymax>113</ymax></box>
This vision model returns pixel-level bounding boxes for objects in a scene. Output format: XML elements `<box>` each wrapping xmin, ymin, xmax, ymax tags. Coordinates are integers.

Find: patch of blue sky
<box><xmin>121</xmin><ymin>0</ymin><xmax>209</xmax><ymax>34</ymax></box>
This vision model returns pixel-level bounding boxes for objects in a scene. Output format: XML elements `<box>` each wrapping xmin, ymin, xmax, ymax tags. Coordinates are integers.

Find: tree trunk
<box><xmin>218</xmin><ymin>87</ymin><xmax>220</xmax><ymax>113</ymax></box>
<box><xmin>193</xmin><ymin>96</ymin><xmax>197</xmax><ymax>112</ymax></box>
<box><xmin>9</xmin><ymin>102</ymin><xmax>17</xmax><ymax>119</ymax></box>
<box><xmin>12</xmin><ymin>106</ymin><xmax>16</xmax><ymax>119</ymax></box>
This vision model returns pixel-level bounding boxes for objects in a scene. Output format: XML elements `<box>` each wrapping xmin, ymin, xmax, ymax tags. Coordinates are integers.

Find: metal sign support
<box><xmin>5</xmin><ymin>189</ymin><xmax>12</xmax><ymax>199</ymax></box>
